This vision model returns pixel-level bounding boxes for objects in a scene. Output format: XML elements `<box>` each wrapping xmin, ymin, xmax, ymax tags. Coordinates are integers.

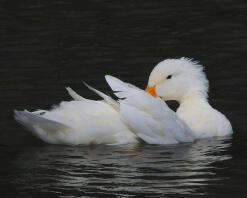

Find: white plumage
<box><xmin>14</xmin><ymin>58</ymin><xmax>233</xmax><ymax>145</ymax></box>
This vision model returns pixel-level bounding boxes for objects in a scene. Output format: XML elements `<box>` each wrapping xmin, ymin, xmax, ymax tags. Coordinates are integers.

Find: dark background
<box><xmin>0</xmin><ymin>0</ymin><xmax>247</xmax><ymax>197</ymax></box>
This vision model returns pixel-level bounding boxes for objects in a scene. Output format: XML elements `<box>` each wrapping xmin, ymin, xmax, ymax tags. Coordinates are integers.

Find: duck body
<box><xmin>15</xmin><ymin>99</ymin><xmax>138</xmax><ymax>145</ymax></box>
<box><xmin>14</xmin><ymin>58</ymin><xmax>233</xmax><ymax>145</ymax></box>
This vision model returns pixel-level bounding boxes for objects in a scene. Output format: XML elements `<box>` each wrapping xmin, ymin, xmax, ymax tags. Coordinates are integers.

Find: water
<box><xmin>0</xmin><ymin>0</ymin><xmax>247</xmax><ymax>197</ymax></box>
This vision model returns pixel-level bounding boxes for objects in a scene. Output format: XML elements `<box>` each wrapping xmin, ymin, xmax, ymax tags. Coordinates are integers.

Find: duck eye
<box><xmin>166</xmin><ymin>75</ymin><xmax>172</xmax><ymax>79</ymax></box>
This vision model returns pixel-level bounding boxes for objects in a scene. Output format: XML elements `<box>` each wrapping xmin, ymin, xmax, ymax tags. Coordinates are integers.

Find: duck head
<box><xmin>145</xmin><ymin>58</ymin><xmax>209</xmax><ymax>103</ymax></box>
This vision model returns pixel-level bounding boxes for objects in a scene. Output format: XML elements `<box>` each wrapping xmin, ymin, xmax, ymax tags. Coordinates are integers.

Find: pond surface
<box><xmin>0</xmin><ymin>0</ymin><xmax>247</xmax><ymax>197</ymax></box>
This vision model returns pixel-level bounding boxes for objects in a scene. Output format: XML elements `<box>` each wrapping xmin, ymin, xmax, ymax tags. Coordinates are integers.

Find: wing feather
<box><xmin>106</xmin><ymin>75</ymin><xmax>195</xmax><ymax>144</ymax></box>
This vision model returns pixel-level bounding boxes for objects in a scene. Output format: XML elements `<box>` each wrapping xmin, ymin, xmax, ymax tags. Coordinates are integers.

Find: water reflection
<box><xmin>12</xmin><ymin>137</ymin><xmax>232</xmax><ymax>197</ymax></box>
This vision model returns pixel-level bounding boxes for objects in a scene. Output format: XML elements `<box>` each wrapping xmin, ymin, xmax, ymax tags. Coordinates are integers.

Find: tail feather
<box><xmin>66</xmin><ymin>87</ymin><xmax>88</xmax><ymax>101</ymax></box>
<box><xmin>83</xmin><ymin>82</ymin><xmax>120</xmax><ymax>111</ymax></box>
<box><xmin>14</xmin><ymin>110</ymin><xmax>70</xmax><ymax>143</ymax></box>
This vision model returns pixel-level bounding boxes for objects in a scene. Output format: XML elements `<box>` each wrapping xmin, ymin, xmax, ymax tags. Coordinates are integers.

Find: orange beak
<box><xmin>145</xmin><ymin>85</ymin><xmax>157</xmax><ymax>98</ymax></box>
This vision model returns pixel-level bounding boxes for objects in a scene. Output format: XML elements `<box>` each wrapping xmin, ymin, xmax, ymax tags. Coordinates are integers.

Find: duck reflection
<box><xmin>12</xmin><ymin>137</ymin><xmax>232</xmax><ymax>197</ymax></box>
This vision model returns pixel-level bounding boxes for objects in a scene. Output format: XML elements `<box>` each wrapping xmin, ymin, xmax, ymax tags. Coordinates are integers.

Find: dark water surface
<box><xmin>0</xmin><ymin>0</ymin><xmax>247</xmax><ymax>197</ymax></box>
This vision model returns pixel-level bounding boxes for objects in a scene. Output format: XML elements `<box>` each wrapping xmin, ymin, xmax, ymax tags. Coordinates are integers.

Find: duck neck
<box><xmin>178</xmin><ymin>93</ymin><xmax>209</xmax><ymax>108</ymax></box>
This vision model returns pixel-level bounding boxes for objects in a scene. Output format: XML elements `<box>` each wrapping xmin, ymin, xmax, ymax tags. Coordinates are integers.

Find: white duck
<box><xmin>14</xmin><ymin>58</ymin><xmax>233</xmax><ymax>145</ymax></box>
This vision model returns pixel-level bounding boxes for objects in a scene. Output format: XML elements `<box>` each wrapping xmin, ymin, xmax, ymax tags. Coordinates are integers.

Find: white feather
<box><xmin>66</xmin><ymin>87</ymin><xmax>87</xmax><ymax>101</ymax></box>
<box><xmin>83</xmin><ymin>82</ymin><xmax>120</xmax><ymax>111</ymax></box>
<box><xmin>105</xmin><ymin>75</ymin><xmax>141</xmax><ymax>98</ymax></box>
